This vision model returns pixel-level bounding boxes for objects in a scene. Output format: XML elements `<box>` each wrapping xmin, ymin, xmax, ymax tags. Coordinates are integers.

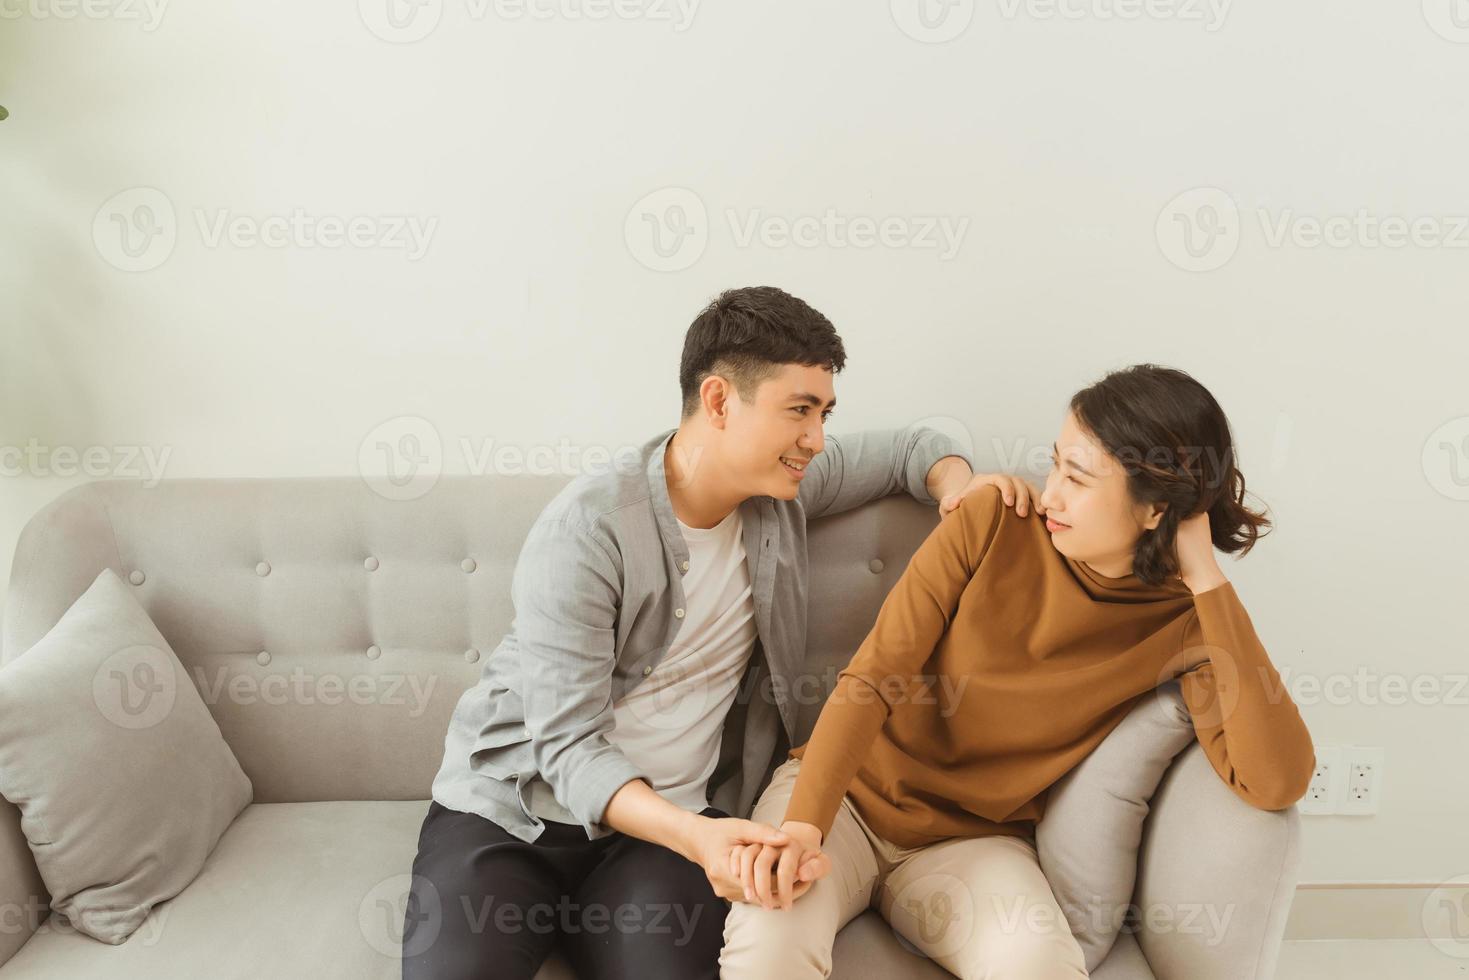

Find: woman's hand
<box><xmin>1175</xmin><ymin>511</ymin><xmax>1228</xmax><ymax>594</ymax></box>
<box><xmin>938</xmin><ymin>473</ymin><xmax>1046</xmax><ymax>520</ymax></box>
<box><xmin>728</xmin><ymin>820</ymin><xmax>831</xmax><ymax>910</ymax></box>
<box><xmin>679</xmin><ymin>815</ymin><xmax>791</xmax><ymax>903</ymax></box>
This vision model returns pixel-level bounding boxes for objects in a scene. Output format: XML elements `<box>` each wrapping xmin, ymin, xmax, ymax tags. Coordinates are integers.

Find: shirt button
<box><xmin>642</xmin><ymin>665</ymin><xmax>653</xmax><ymax>676</ymax></box>
<box><xmin>674</xmin><ymin>607</ymin><xmax>685</xmax><ymax>619</ymax></box>
<box><xmin>680</xmin><ymin>560</ymin><xmax>689</xmax><ymax>572</ymax></box>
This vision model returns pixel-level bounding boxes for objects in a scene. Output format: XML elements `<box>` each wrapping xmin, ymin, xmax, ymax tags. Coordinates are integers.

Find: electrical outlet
<box><xmin>1339</xmin><ymin>746</ymin><xmax>1384</xmax><ymax>816</ymax></box>
<box><xmin>1298</xmin><ymin>744</ymin><xmax>1383</xmax><ymax>815</ymax></box>
<box><xmin>1298</xmin><ymin>745</ymin><xmax>1341</xmax><ymax>815</ymax></box>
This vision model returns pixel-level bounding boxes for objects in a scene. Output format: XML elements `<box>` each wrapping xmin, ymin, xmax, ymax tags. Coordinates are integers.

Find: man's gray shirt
<box><xmin>430</xmin><ymin>424</ymin><xmax>969</xmax><ymax>842</ymax></box>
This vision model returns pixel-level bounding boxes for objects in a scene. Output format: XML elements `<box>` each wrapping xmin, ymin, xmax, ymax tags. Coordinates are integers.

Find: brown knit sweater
<box><xmin>784</xmin><ymin>484</ymin><xmax>1315</xmax><ymax>848</ymax></box>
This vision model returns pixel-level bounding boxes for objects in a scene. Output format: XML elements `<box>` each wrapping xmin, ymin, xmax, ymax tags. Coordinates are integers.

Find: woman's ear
<box><xmin>1140</xmin><ymin>500</ymin><xmax>1168</xmax><ymax>532</ymax></box>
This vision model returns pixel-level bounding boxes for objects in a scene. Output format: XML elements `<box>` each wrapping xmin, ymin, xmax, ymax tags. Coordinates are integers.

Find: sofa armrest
<box><xmin>1133</xmin><ymin>742</ymin><xmax>1302</xmax><ymax>980</ymax></box>
<box><xmin>0</xmin><ymin>797</ymin><xmax>49</xmax><ymax>969</ymax></box>
<box><xmin>3</xmin><ymin>482</ymin><xmax>123</xmax><ymax>665</ymax></box>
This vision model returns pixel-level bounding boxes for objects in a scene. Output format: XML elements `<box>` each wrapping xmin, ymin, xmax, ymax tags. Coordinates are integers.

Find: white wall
<box><xmin>2</xmin><ymin>0</ymin><xmax>1466</xmax><ymax>889</ymax></box>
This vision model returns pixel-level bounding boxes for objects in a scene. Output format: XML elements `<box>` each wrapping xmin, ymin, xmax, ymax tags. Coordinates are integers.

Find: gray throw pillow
<box><xmin>0</xmin><ymin>568</ymin><xmax>253</xmax><ymax>944</ymax></box>
<box><xmin>1035</xmin><ymin>679</ymin><xmax>1196</xmax><ymax>972</ymax></box>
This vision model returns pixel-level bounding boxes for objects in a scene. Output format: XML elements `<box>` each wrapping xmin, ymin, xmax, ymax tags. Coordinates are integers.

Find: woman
<box><xmin>717</xmin><ymin>364</ymin><xmax>1315</xmax><ymax>979</ymax></box>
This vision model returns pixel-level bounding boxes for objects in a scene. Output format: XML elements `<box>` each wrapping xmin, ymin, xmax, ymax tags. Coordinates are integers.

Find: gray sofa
<box><xmin>0</xmin><ymin>476</ymin><xmax>1301</xmax><ymax>979</ymax></box>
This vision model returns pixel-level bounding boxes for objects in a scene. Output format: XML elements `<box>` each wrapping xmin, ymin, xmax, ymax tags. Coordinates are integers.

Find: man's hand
<box><xmin>729</xmin><ymin>820</ymin><xmax>831</xmax><ymax>911</ymax></box>
<box><xmin>604</xmin><ymin>780</ymin><xmax>793</xmax><ymax>903</ymax></box>
<box><xmin>677</xmin><ymin>815</ymin><xmax>793</xmax><ymax>903</ymax></box>
<box><xmin>938</xmin><ymin>473</ymin><xmax>1047</xmax><ymax>519</ymax></box>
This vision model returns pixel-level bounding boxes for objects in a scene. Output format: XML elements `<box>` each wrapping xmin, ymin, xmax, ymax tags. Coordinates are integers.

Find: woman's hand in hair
<box><xmin>1175</xmin><ymin>511</ymin><xmax>1228</xmax><ymax>594</ymax></box>
<box><xmin>938</xmin><ymin>473</ymin><xmax>1046</xmax><ymax>520</ymax></box>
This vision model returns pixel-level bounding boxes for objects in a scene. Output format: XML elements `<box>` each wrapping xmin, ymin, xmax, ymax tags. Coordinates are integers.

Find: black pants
<box><xmin>402</xmin><ymin>800</ymin><xmax>730</xmax><ymax>980</ymax></box>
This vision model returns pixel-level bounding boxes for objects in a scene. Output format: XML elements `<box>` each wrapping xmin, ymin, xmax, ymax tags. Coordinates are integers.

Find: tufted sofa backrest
<box><xmin>2</xmin><ymin>477</ymin><xmax>939</xmax><ymax>802</ymax></box>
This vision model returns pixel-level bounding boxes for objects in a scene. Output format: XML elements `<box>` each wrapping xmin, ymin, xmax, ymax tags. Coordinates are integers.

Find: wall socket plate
<box><xmin>1298</xmin><ymin>745</ymin><xmax>1340</xmax><ymax>815</ymax></box>
<box><xmin>1339</xmin><ymin>746</ymin><xmax>1385</xmax><ymax>815</ymax></box>
<box><xmin>1297</xmin><ymin>744</ymin><xmax>1383</xmax><ymax>815</ymax></box>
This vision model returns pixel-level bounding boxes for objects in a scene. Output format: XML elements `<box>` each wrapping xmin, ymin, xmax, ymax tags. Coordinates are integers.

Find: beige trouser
<box><xmin>720</xmin><ymin>757</ymin><xmax>1089</xmax><ymax>980</ymax></box>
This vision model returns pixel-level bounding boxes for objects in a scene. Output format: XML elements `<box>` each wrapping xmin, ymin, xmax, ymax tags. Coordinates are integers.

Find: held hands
<box><xmin>938</xmin><ymin>473</ymin><xmax>1046</xmax><ymax>520</ymax></box>
<box><xmin>728</xmin><ymin>820</ymin><xmax>832</xmax><ymax>911</ymax></box>
<box><xmin>685</xmin><ymin>816</ymin><xmax>793</xmax><ymax>903</ymax></box>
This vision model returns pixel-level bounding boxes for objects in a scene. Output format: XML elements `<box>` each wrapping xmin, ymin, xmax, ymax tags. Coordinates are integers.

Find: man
<box><xmin>404</xmin><ymin>286</ymin><xmax>1042</xmax><ymax>979</ymax></box>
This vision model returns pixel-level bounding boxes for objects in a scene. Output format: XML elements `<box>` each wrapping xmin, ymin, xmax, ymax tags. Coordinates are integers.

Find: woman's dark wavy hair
<box><xmin>1069</xmin><ymin>364</ymin><xmax>1271</xmax><ymax>586</ymax></box>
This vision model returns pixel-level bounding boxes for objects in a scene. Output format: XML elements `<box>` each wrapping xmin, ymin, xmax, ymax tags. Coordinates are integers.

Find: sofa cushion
<box><xmin>1035</xmin><ymin>679</ymin><xmax>1196</xmax><ymax>972</ymax></box>
<box><xmin>0</xmin><ymin>802</ymin><xmax>430</xmax><ymax>978</ymax></box>
<box><xmin>0</xmin><ymin>568</ymin><xmax>252</xmax><ymax>944</ymax></box>
<box><xmin>0</xmin><ymin>798</ymin><xmax>1154</xmax><ymax>980</ymax></box>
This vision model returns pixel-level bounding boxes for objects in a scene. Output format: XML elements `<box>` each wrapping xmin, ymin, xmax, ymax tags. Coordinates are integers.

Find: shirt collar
<box><xmin>643</xmin><ymin>427</ymin><xmax>770</xmax><ymax>569</ymax></box>
<box><xmin>643</xmin><ymin>428</ymin><xmax>689</xmax><ymax>569</ymax></box>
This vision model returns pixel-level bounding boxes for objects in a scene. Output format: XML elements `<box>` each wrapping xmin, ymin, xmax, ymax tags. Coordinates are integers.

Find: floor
<box><xmin>1278</xmin><ymin>940</ymin><xmax>1469</xmax><ymax>978</ymax></box>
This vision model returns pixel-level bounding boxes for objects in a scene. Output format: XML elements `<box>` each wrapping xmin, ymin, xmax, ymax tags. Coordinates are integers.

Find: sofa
<box><xmin>0</xmin><ymin>475</ymin><xmax>1301</xmax><ymax>979</ymax></box>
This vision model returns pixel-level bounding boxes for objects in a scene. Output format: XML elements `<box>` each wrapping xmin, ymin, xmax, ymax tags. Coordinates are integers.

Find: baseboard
<box><xmin>1286</xmin><ymin>881</ymin><xmax>1469</xmax><ymax>943</ymax></box>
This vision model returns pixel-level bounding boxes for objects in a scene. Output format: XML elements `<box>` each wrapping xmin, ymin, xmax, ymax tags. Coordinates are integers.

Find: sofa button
<box><xmin>128</xmin><ymin>569</ymin><xmax>146</xmax><ymax>585</ymax></box>
<box><xmin>364</xmin><ymin>556</ymin><xmax>379</xmax><ymax>571</ymax></box>
<box><xmin>461</xmin><ymin>558</ymin><xmax>477</xmax><ymax>573</ymax></box>
<box><xmin>464</xmin><ymin>648</ymin><xmax>480</xmax><ymax>664</ymax></box>
<box><xmin>642</xmin><ymin>665</ymin><xmax>652</xmax><ymax>676</ymax></box>
<box><xmin>366</xmin><ymin>645</ymin><xmax>381</xmax><ymax>660</ymax></box>
<box><xmin>674</xmin><ymin>607</ymin><xmax>685</xmax><ymax>619</ymax></box>
<box><xmin>256</xmin><ymin>561</ymin><xmax>271</xmax><ymax>577</ymax></box>
<box><xmin>257</xmin><ymin>651</ymin><xmax>271</xmax><ymax>666</ymax></box>
<box><xmin>868</xmin><ymin>558</ymin><xmax>884</xmax><ymax>574</ymax></box>
<box><xmin>680</xmin><ymin>560</ymin><xmax>689</xmax><ymax>572</ymax></box>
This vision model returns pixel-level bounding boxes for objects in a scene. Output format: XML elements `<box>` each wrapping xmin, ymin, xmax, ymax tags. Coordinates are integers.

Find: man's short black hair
<box><xmin>679</xmin><ymin>286</ymin><xmax>847</xmax><ymax>419</ymax></box>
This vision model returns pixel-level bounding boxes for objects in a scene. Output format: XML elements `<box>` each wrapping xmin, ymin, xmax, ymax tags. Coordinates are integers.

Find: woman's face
<box><xmin>1039</xmin><ymin>410</ymin><xmax>1167</xmax><ymax>577</ymax></box>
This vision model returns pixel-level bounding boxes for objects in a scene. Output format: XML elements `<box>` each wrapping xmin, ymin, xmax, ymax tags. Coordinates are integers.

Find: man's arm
<box><xmin>798</xmin><ymin>425</ymin><xmax>974</xmax><ymax>520</ymax></box>
<box><xmin>602</xmin><ymin>778</ymin><xmax>791</xmax><ymax>903</ymax></box>
<box><xmin>515</xmin><ymin>517</ymin><xmax>792</xmax><ymax>896</ymax></box>
<box><xmin>514</xmin><ymin>517</ymin><xmax>645</xmax><ymax>839</ymax></box>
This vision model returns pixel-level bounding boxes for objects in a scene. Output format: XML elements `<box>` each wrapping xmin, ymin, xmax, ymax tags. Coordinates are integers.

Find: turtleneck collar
<box><xmin>1062</xmin><ymin>553</ymin><xmax>1194</xmax><ymax>603</ymax></box>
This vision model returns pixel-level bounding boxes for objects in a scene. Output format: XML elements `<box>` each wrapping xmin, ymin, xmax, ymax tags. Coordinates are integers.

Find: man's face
<box><xmin>720</xmin><ymin>363</ymin><xmax>835</xmax><ymax>501</ymax></box>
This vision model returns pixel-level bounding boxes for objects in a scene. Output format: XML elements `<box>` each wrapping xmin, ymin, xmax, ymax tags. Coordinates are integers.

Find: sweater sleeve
<box><xmin>783</xmin><ymin>485</ymin><xmax>1004</xmax><ymax>840</ymax></box>
<box><xmin>1177</xmin><ymin>580</ymin><xmax>1316</xmax><ymax>810</ymax></box>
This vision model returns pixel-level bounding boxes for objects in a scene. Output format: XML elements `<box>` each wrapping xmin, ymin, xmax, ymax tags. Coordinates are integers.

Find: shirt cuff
<box><xmin>908</xmin><ymin>428</ymin><xmax>972</xmax><ymax>506</ymax></box>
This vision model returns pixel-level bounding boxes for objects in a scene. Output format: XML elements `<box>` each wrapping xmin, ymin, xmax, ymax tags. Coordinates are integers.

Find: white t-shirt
<box><xmin>603</xmin><ymin>505</ymin><xmax>758</xmax><ymax>812</ymax></box>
